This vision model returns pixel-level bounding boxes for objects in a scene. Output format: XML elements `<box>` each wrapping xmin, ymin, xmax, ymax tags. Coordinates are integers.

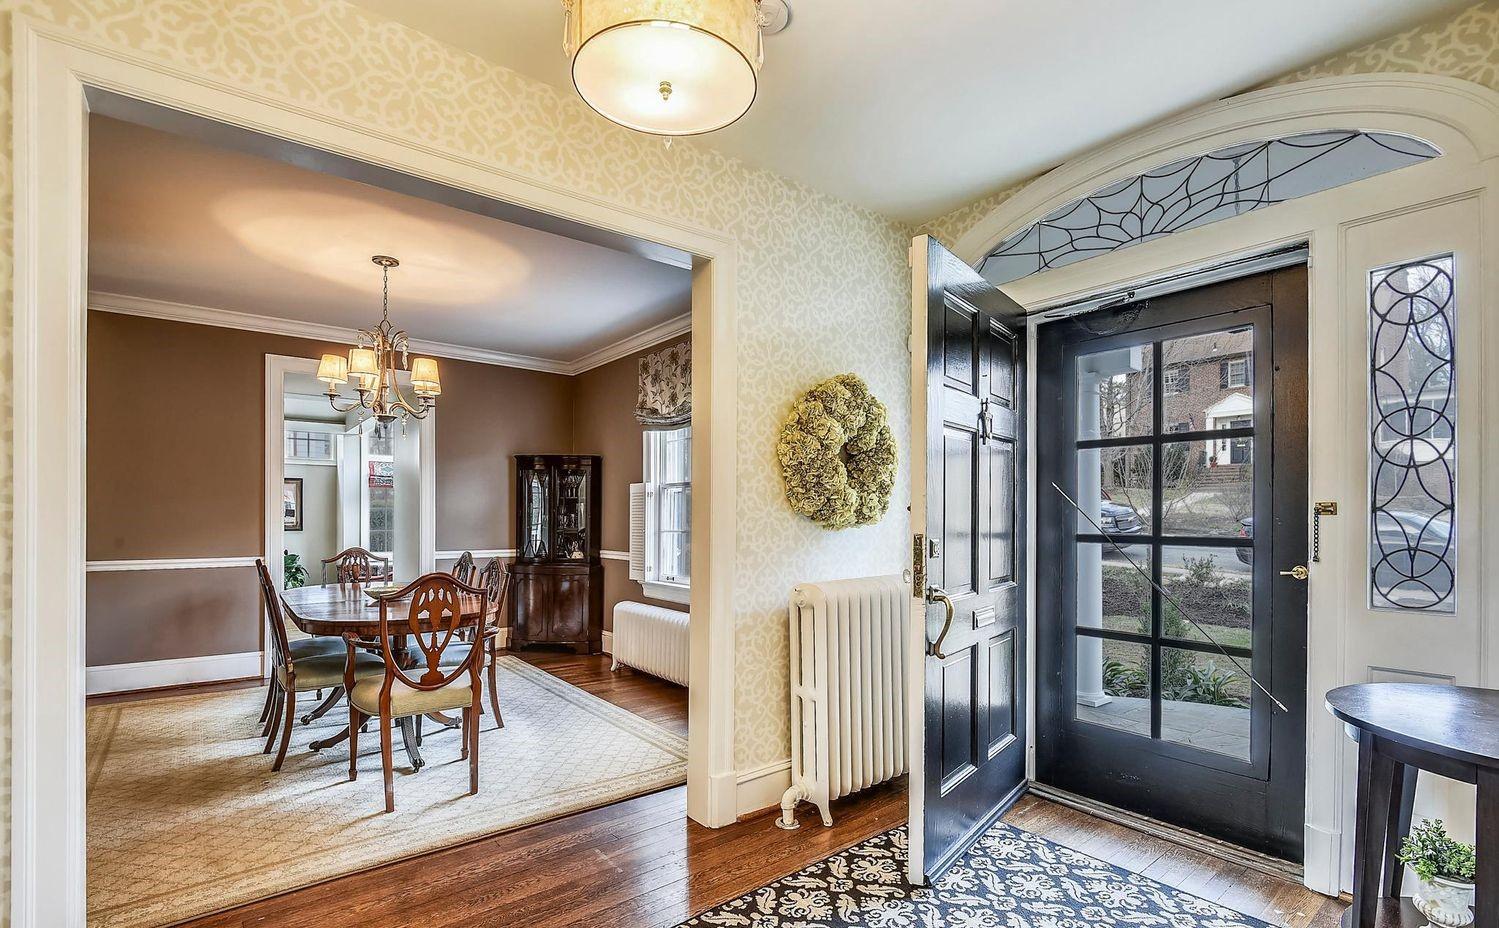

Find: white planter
<box><xmin>1413</xmin><ymin>875</ymin><xmax>1475</xmax><ymax>928</ymax></box>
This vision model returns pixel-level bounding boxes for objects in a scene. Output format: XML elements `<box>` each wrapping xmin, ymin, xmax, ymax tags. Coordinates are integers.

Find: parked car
<box><xmin>1100</xmin><ymin>499</ymin><xmax>1144</xmax><ymax>535</ymax></box>
<box><xmin>1236</xmin><ymin>510</ymin><xmax>1450</xmax><ymax>568</ymax></box>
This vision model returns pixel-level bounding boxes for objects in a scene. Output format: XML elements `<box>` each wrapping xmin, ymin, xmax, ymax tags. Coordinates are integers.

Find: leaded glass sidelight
<box><xmin>981</xmin><ymin>131</ymin><xmax>1440</xmax><ymax>285</ymax></box>
<box><xmin>1369</xmin><ymin>255</ymin><xmax>1455</xmax><ymax>612</ymax></box>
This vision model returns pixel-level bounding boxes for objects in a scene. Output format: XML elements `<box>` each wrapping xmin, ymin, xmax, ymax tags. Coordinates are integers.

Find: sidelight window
<box><xmin>1369</xmin><ymin>255</ymin><xmax>1456</xmax><ymax>612</ymax></box>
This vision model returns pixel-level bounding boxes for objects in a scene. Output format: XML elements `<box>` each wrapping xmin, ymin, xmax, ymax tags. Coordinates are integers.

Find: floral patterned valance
<box><xmin>636</xmin><ymin>342</ymin><xmax>691</xmax><ymax>429</ymax></box>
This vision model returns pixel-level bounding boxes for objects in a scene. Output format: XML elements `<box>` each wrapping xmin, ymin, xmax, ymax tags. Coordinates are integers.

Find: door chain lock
<box><xmin>1312</xmin><ymin>501</ymin><xmax>1337</xmax><ymax>563</ymax></box>
<box><xmin>1280</xmin><ymin>565</ymin><xmax>1310</xmax><ymax>581</ymax></box>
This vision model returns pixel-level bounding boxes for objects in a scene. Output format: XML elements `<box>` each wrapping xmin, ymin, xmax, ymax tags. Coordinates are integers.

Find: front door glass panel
<box><xmin>1071</xmin><ymin>323</ymin><xmax>1256</xmax><ymax>761</ymax></box>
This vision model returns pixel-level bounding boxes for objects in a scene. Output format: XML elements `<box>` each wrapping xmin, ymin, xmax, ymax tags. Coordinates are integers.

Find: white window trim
<box><xmin>640</xmin><ymin>426</ymin><xmax>691</xmax><ymax>597</ymax></box>
<box><xmin>644</xmin><ymin>579</ymin><xmax>691</xmax><ymax>605</ymax></box>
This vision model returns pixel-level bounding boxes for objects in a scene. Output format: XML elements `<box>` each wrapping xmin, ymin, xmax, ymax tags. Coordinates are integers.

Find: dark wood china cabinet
<box><xmin>509</xmin><ymin>454</ymin><xmax>603</xmax><ymax>654</ymax></box>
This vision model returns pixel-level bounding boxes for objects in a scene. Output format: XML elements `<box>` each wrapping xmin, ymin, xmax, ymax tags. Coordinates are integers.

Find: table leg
<box><xmin>308</xmin><ymin>724</ymin><xmax>351</xmax><ymax>753</ymax></box>
<box><xmin>1351</xmin><ymin>734</ymin><xmax>1397</xmax><ymax>928</ymax></box>
<box><xmin>1382</xmin><ymin>763</ymin><xmax>1417</xmax><ymax>898</ymax></box>
<box><xmin>399</xmin><ymin>717</ymin><xmax>424</xmax><ymax>771</ymax></box>
<box><xmin>300</xmin><ymin>686</ymin><xmax>344</xmax><ymax>726</ymax></box>
<box><xmin>1476</xmin><ymin>768</ymin><xmax>1499</xmax><ymax>927</ymax></box>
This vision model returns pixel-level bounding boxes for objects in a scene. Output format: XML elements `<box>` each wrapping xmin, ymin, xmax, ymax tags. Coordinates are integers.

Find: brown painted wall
<box><xmin>572</xmin><ymin>339</ymin><xmax>690</xmax><ymax>622</ymax></box>
<box><xmin>86</xmin><ymin>567</ymin><xmax>261</xmax><ymax>665</ymax></box>
<box><xmin>86</xmin><ymin>313</ymin><xmax>684</xmax><ymax>666</ymax></box>
<box><xmin>435</xmin><ymin>359</ymin><xmax>573</xmax><ymax>550</ymax></box>
<box><xmin>86</xmin><ymin>312</ymin><xmax>572</xmax><ymax>664</ymax></box>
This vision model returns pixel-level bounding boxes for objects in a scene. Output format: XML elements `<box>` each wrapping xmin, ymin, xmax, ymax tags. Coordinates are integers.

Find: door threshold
<box><xmin>1029</xmin><ymin>782</ymin><xmax>1303</xmax><ymax>883</ymax></box>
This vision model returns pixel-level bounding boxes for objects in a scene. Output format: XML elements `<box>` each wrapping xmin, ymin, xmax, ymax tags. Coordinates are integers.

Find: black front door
<box><xmin>914</xmin><ymin>236</ymin><xmax>1027</xmax><ymax>880</ymax></box>
<box><xmin>1035</xmin><ymin>265</ymin><xmax>1308</xmax><ymax>860</ymax></box>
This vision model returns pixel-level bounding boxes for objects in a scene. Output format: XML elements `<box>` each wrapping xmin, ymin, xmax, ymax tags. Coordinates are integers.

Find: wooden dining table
<box><xmin>280</xmin><ymin>582</ymin><xmax>487</xmax><ymax>770</ymax></box>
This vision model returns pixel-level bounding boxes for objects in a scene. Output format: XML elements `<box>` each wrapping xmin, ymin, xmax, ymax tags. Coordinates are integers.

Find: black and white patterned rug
<box><xmin>679</xmin><ymin>822</ymin><xmax>1273</xmax><ymax>927</ymax></box>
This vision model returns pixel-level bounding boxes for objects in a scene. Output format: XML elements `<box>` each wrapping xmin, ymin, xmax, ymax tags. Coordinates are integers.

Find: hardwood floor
<box><xmin>126</xmin><ymin>652</ymin><xmax>1343</xmax><ymax>928</ymax></box>
<box><xmin>1006</xmin><ymin>796</ymin><xmax>1348</xmax><ymax>928</ymax></box>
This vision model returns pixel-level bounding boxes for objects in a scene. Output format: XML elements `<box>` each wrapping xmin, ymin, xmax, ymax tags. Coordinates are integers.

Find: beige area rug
<box><xmin>87</xmin><ymin>656</ymin><xmax>688</xmax><ymax>928</ymax></box>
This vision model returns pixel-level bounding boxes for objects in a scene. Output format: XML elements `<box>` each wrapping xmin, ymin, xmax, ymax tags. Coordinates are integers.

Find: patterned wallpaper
<box><xmin>920</xmin><ymin>0</ymin><xmax>1499</xmax><ymax>251</ymax></box>
<box><xmin>0</xmin><ymin>0</ymin><xmax>1496</xmax><ymax>918</ymax></box>
<box><xmin>0</xmin><ymin>0</ymin><xmax>911</xmax><ymax>883</ymax></box>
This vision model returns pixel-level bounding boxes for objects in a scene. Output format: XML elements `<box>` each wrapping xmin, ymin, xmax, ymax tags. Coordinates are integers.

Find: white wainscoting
<box><xmin>86</xmin><ymin>651</ymin><xmax>263</xmax><ymax>696</ymax></box>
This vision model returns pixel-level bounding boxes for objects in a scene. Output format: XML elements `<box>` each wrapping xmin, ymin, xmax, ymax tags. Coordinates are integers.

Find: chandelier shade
<box><xmin>410</xmin><ymin>357</ymin><xmax>442</xmax><ymax>397</ymax></box>
<box><xmin>564</xmin><ymin>0</ymin><xmax>763</xmax><ymax>136</ymax></box>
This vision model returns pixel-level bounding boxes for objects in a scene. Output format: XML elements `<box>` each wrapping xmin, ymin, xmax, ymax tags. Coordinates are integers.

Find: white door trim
<box><xmin>11</xmin><ymin>18</ymin><xmax>739</xmax><ymax>926</ymax></box>
<box><xmin>264</xmin><ymin>353</ymin><xmax>437</xmax><ymax>593</ymax></box>
<box><xmin>942</xmin><ymin>72</ymin><xmax>1499</xmax><ymax>896</ymax></box>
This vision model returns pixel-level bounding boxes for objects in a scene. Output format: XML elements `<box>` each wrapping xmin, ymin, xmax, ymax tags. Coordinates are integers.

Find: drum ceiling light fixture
<box><xmin>561</xmin><ymin>0</ymin><xmax>791</xmax><ymax>137</ymax></box>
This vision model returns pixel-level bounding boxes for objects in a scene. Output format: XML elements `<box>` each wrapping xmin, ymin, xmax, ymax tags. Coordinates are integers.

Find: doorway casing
<box><xmin>945</xmin><ymin>73</ymin><xmax>1499</xmax><ymax>895</ymax></box>
<box><xmin>11</xmin><ymin>18</ymin><xmax>740</xmax><ymax>926</ymax></box>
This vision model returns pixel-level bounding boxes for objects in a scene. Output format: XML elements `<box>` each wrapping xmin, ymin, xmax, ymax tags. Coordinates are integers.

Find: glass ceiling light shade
<box><xmin>563</xmin><ymin>0</ymin><xmax>764</xmax><ymax>136</ymax></box>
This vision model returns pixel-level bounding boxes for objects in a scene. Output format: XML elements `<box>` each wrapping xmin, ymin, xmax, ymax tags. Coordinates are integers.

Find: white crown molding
<box><xmin>89</xmin><ymin>291</ymin><xmax>688</xmax><ymax>377</ymax></box>
<box><xmin>568</xmin><ymin>313</ymin><xmax>692</xmax><ymax>374</ymax></box>
<box><xmin>85</xmin><ymin>556</ymin><xmax>260</xmax><ymax>572</ymax></box>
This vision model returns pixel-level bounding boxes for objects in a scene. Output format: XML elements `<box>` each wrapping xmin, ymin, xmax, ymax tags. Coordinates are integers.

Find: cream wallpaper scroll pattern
<box><xmin>0</xmin><ymin>0</ymin><xmax>910</xmax><ymax>910</ymax></box>
<box><xmin>920</xmin><ymin>0</ymin><xmax>1499</xmax><ymax>251</ymax></box>
<box><xmin>1</xmin><ymin>0</ymin><xmax>1496</xmax><ymax>919</ymax></box>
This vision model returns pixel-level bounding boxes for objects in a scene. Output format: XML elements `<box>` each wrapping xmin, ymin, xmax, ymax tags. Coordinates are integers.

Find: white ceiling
<box><xmin>88</xmin><ymin>116</ymin><xmax>691</xmax><ymax>363</ymax></box>
<box><xmin>346</xmin><ymin>0</ymin><xmax>1471</xmax><ymax>224</ymax></box>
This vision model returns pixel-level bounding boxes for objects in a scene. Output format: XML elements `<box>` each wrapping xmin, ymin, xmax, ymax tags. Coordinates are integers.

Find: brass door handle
<box><xmin>1280</xmin><ymin>565</ymin><xmax>1310</xmax><ymax>581</ymax></box>
<box><xmin>926</xmin><ymin>588</ymin><xmax>955</xmax><ymax>659</ymax></box>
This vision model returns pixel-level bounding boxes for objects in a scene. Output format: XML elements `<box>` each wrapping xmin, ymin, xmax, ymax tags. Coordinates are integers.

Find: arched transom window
<box><xmin>980</xmin><ymin>130</ymin><xmax>1440</xmax><ymax>285</ymax></box>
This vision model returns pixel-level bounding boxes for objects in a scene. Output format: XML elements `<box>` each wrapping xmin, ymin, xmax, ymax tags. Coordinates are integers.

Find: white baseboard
<box><xmin>1303</xmin><ymin>822</ymin><xmax>1343</xmax><ymax>895</ymax></box>
<box><xmin>86</xmin><ymin>650</ymin><xmax>263</xmax><ymax>696</ymax></box>
<box><xmin>736</xmin><ymin>758</ymin><xmax>793</xmax><ymax>818</ymax></box>
<box><xmin>602</xmin><ymin>630</ymin><xmax>613</xmax><ymax>655</ymax></box>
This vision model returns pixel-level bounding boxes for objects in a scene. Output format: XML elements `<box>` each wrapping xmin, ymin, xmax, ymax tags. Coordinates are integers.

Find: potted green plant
<box><xmin>283</xmin><ymin>551</ymin><xmax>308</xmax><ymax>590</ymax></box>
<box><xmin>1397</xmin><ymin>819</ymin><xmax>1476</xmax><ymax>927</ymax></box>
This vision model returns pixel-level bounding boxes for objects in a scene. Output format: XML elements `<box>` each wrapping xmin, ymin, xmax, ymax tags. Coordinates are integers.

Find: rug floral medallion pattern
<box><xmin>680</xmin><ymin>823</ymin><xmax>1272</xmax><ymax>928</ymax></box>
<box><xmin>86</xmin><ymin>656</ymin><xmax>687</xmax><ymax>928</ymax></box>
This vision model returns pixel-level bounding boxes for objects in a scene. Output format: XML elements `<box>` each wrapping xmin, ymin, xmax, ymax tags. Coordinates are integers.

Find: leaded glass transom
<box><xmin>981</xmin><ymin>131</ymin><xmax>1440</xmax><ymax>285</ymax></box>
<box><xmin>1369</xmin><ymin>254</ymin><xmax>1455</xmax><ymax>613</ymax></box>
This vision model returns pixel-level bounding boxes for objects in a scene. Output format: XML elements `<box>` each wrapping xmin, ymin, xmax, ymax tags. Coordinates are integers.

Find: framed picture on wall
<box><xmin>283</xmin><ymin>477</ymin><xmax>304</xmax><ymax>532</ymax></box>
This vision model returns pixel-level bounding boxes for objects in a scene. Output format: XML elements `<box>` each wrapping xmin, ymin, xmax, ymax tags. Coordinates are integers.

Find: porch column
<box><xmin>1076</xmin><ymin>371</ymin><xmax>1111</xmax><ymax>708</ymax></box>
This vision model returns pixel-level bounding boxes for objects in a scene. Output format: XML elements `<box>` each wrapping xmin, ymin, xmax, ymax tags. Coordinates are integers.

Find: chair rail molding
<box><xmin>12</xmin><ymin>17</ymin><xmax>739</xmax><ymax>925</ymax></box>
<box><xmin>943</xmin><ymin>72</ymin><xmax>1499</xmax><ymax>900</ymax></box>
<box><xmin>84</xmin><ymin>557</ymin><xmax>260</xmax><ymax>572</ymax></box>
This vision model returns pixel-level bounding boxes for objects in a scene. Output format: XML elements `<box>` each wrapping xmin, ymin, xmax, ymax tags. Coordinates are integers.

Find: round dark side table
<box><xmin>1326</xmin><ymin>682</ymin><xmax>1499</xmax><ymax>927</ymax></box>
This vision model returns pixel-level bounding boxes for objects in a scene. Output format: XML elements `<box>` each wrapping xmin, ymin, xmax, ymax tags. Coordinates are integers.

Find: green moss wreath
<box><xmin>776</xmin><ymin>374</ymin><xmax>898</xmax><ymax>530</ymax></box>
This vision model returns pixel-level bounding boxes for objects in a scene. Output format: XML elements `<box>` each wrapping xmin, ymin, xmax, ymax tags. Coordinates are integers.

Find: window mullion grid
<box><xmin>1150</xmin><ymin>340</ymin><xmax>1164</xmax><ymax>742</ymax></box>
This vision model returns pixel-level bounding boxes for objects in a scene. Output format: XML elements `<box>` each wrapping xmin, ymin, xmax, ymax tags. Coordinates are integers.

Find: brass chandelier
<box><xmin>316</xmin><ymin>255</ymin><xmax>441</xmax><ymax>423</ymax></box>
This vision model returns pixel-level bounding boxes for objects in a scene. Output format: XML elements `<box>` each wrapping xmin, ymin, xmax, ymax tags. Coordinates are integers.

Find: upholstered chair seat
<box><xmin>349</xmin><ymin>677</ymin><xmax>475</xmax><ymax>717</ymax></box>
<box><xmin>278</xmin><ymin>652</ymin><xmax>384</xmax><ymax>691</ymax></box>
<box><xmin>288</xmin><ymin>636</ymin><xmax>346</xmax><ymax>659</ymax></box>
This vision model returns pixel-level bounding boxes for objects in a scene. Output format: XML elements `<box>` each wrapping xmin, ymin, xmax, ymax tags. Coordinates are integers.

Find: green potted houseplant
<box><xmin>283</xmin><ymin>551</ymin><xmax>308</xmax><ymax>590</ymax></box>
<box><xmin>1398</xmin><ymin>819</ymin><xmax>1476</xmax><ymax>927</ymax></box>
